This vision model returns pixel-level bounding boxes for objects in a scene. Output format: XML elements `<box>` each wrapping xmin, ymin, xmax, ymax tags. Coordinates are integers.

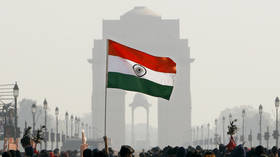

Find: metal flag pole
<box><xmin>104</xmin><ymin>39</ymin><xmax>109</xmax><ymax>156</ymax></box>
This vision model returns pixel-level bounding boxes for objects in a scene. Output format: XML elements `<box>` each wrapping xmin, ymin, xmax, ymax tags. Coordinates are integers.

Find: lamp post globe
<box><xmin>242</xmin><ymin>109</ymin><xmax>245</xmax><ymax>117</ymax></box>
<box><xmin>275</xmin><ymin>97</ymin><xmax>280</xmax><ymax>108</ymax></box>
<box><xmin>32</xmin><ymin>104</ymin><xmax>37</xmax><ymax>114</ymax></box>
<box><xmin>55</xmin><ymin>107</ymin><xmax>59</xmax><ymax>116</ymax></box>
<box><xmin>259</xmin><ymin>104</ymin><xmax>263</xmax><ymax>115</ymax></box>
<box><xmin>13</xmin><ymin>82</ymin><xmax>19</xmax><ymax>98</ymax></box>
<box><xmin>43</xmin><ymin>99</ymin><xmax>48</xmax><ymax>110</ymax></box>
<box><xmin>65</xmin><ymin>112</ymin><xmax>69</xmax><ymax>119</ymax></box>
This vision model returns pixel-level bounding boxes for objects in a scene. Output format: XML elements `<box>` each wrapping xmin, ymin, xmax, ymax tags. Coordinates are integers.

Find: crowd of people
<box><xmin>1</xmin><ymin>137</ymin><xmax>280</xmax><ymax>157</ymax></box>
<box><xmin>0</xmin><ymin>127</ymin><xmax>279</xmax><ymax>157</ymax></box>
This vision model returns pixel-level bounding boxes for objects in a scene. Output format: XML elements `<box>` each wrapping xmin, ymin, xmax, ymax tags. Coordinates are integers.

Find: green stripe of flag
<box><xmin>108</xmin><ymin>72</ymin><xmax>173</xmax><ymax>100</ymax></box>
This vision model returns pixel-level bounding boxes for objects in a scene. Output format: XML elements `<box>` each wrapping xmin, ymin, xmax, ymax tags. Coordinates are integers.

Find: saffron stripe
<box><xmin>108</xmin><ymin>40</ymin><xmax>176</xmax><ymax>74</ymax></box>
<box><xmin>108</xmin><ymin>72</ymin><xmax>174</xmax><ymax>100</ymax></box>
<box><xmin>108</xmin><ymin>55</ymin><xmax>175</xmax><ymax>86</ymax></box>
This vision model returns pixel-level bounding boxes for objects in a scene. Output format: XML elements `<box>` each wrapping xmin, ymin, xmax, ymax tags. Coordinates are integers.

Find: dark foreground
<box><xmin>2</xmin><ymin>144</ymin><xmax>280</xmax><ymax>157</ymax></box>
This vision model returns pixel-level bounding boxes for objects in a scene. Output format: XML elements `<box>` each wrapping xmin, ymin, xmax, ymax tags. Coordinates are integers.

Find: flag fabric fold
<box><xmin>107</xmin><ymin>40</ymin><xmax>176</xmax><ymax>100</ymax></box>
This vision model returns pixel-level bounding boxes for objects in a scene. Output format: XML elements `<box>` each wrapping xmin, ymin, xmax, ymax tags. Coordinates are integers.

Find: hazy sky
<box><xmin>1</xmin><ymin>0</ymin><xmax>280</xmax><ymax>128</ymax></box>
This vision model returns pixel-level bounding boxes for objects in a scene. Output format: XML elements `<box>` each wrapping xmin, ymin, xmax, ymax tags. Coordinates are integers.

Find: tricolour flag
<box><xmin>107</xmin><ymin>40</ymin><xmax>176</xmax><ymax>100</ymax></box>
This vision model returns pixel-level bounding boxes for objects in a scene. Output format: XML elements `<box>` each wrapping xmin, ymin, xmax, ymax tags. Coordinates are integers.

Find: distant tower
<box><xmin>89</xmin><ymin>7</ymin><xmax>193</xmax><ymax>148</ymax></box>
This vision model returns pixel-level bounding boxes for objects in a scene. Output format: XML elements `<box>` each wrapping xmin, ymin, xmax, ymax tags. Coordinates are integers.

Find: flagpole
<box><xmin>104</xmin><ymin>39</ymin><xmax>109</xmax><ymax>156</ymax></box>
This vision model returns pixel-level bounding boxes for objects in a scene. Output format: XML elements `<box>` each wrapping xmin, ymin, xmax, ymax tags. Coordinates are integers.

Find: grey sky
<box><xmin>1</xmin><ymin>0</ymin><xmax>280</xmax><ymax>127</ymax></box>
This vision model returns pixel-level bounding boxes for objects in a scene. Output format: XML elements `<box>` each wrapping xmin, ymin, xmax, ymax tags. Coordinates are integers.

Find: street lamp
<box><xmin>265</xmin><ymin>126</ymin><xmax>270</xmax><ymax>149</ymax></box>
<box><xmin>222</xmin><ymin>116</ymin><xmax>225</xmax><ymax>144</ymax></box>
<box><xmin>13</xmin><ymin>82</ymin><xmax>19</xmax><ymax>140</ymax></box>
<box><xmin>77</xmin><ymin>118</ymin><xmax>80</xmax><ymax>137</ymax></box>
<box><xmin>201</xmin><ymin>125</ymin><xmax>204</xmax><ymax>147</ymax></box>
<box><xmin>65</xmin><ymin>112</ymin><xmax>69</xmax><ymax>138</ymax></box>
<box><xmin>215</xmin><ymin>119</ymin><xmax>218</xmax><ymax>146</ymax></box>
<box><xmin>275</xmin><ymin>97</ymin><xmax>279</xmax><ymax>147</ymax></box>
<box><xmin>31</xmin><ymin>104</ymin><xmax>37</xmax><ymax>134</ymax></box>
<box><xmin>197</xmin><ymin>126</ymin><xmax>200</xmax><ymax>145</ymax></box>
<box><xmin>242</xmin><ymin>109</ymin><xmax>246</xmax><ymax>143</ymax></box>
<box><xmin>207</xmin><ymin>123</ymin><xmax>210</xmax><ymax>149</ymax></box>
<box><xmin>55</xmin><ymin>107</ymin><xmax>59</xmax><ymax>149</ymax></box>
<box><xmin>70</xmin><ymin>115</ymin><xmax>73</xmax><ymax>138</ymax></box>
<box><xmin>43</xmin><ymin>99</ymin><xmax>48</xmax><ymax>150</ymax></box>
<box><xmin>75</xmin><ymin>116</ymin><xmax>78</xmax><ymax>137</ymax></box>
<box><xmin>248</xmin><ymin>129</ymin><xmax>253</xmax><ymax>148</ymax></box>
<box><xmin>259</xmin><ymin>104</ymin><xmax>263</xmax><ymax>145</ymax></box>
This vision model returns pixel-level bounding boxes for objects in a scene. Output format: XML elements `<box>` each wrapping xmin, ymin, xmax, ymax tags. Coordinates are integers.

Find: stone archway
<box><xmin>129</xmin><ymin>94</ymin><xmax>151</xmax><ymax>149</ymax></box>
<box><xmin>90</xmin><ymin>6</ymin><xmax>193</xmax><ymax>148</ymax></box>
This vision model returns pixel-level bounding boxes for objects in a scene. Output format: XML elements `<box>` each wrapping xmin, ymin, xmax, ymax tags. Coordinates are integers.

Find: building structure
<box><xmin>89</xmin><ymin>7</ymin><xmax>193</xmax><ymax>148</ymax></box>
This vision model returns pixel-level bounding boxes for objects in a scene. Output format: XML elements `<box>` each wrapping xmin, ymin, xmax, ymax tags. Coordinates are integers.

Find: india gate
<box><xmin>89</xmin><ymin>7</ymin><xmax>193</xmax><ymax>148</ymax></box>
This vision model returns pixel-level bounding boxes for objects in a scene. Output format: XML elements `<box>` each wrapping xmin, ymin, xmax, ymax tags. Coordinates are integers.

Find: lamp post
<box><xmin>74</xmin><ymin>116</ymin><xmax>78</xmax><ymax>137</ymax></box>
<box><xmin>259</xmin><ymin>104</ymin><xmax>263</xmax><ymax>145</ymax></box>
<box><xmin>215</xmin><ymin>119</ymin><xmax>218</xmax><ymax>147</ymax></box>
<box><xmin>222</xmin><ymin>116</ymin><xmax>225</xmax><ymax>144</ymax></box>
<box><xmin>242</xmin><ymin>109</ymin><xmax>246</xmax><ymax>143</ymax></box>
<box><xmin>13</xmin><ymin>82</ymin><xmax>19</xmax><ymax>140</ymax></box>
<box><xmin>65</xmin><ymin>112</ymin><xmax>69</xmax><ymax>138</ymax></box>
<box><xmin>275</xmin><ymin>97</ymin><xmax>279</xmax><ymax>147</ymax></box>
<box><xmin>70</xmin><ymin>115</ymin><xmax>73</xmax><ymax>138</ymax></box>
<box><xmin>201</xmin><ymin>125</ymin><xmax>204</xmax><ymax>147</ymax></box>
<box><xmin>77</xmin><ymin>118</ymin><xmax>80</xmax><ymax>137</ymax></box>
<box><xmin>43</xmin><ymin>99</ymin><xmax>48</xmax><ymax>150</ymax></box>
<box><xmin>248</xmin><ymin>129</ymin><xmax>252</xmax><ymax>148</ymax></box>
<box><xmin>51</xmin><ymin>128</ymin><xmax>54</xmax><ymax>150</ymax></box>
<box><xmin>265</xmin><ymin>126</ymin><xmax>270</xmax><ymax>149</ymax></box>
<box><xmin>31</xmin><ymin>104</ymin><xmax>37</xmax><ymax>134</ymax></box>
<box><xmin>197</xmin><ymin>126</ymin><xmax>199</xmax><ymax>145</ymax></box>
<box><xmin>55</xmin><ymin>107</ymin><xmax>59</xmax><ymax>149</ymax></box>
<box><xmin>207</xmin><ymin>123</ymin><xmax>210</xmax><ymax>149</ymax></box>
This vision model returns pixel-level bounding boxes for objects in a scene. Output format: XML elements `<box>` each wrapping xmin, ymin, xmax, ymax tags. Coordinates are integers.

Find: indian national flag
<box><xmin>107</xmin><ymin>40</ymin><xmax>176</xmax><ymax>100</ymax></box>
